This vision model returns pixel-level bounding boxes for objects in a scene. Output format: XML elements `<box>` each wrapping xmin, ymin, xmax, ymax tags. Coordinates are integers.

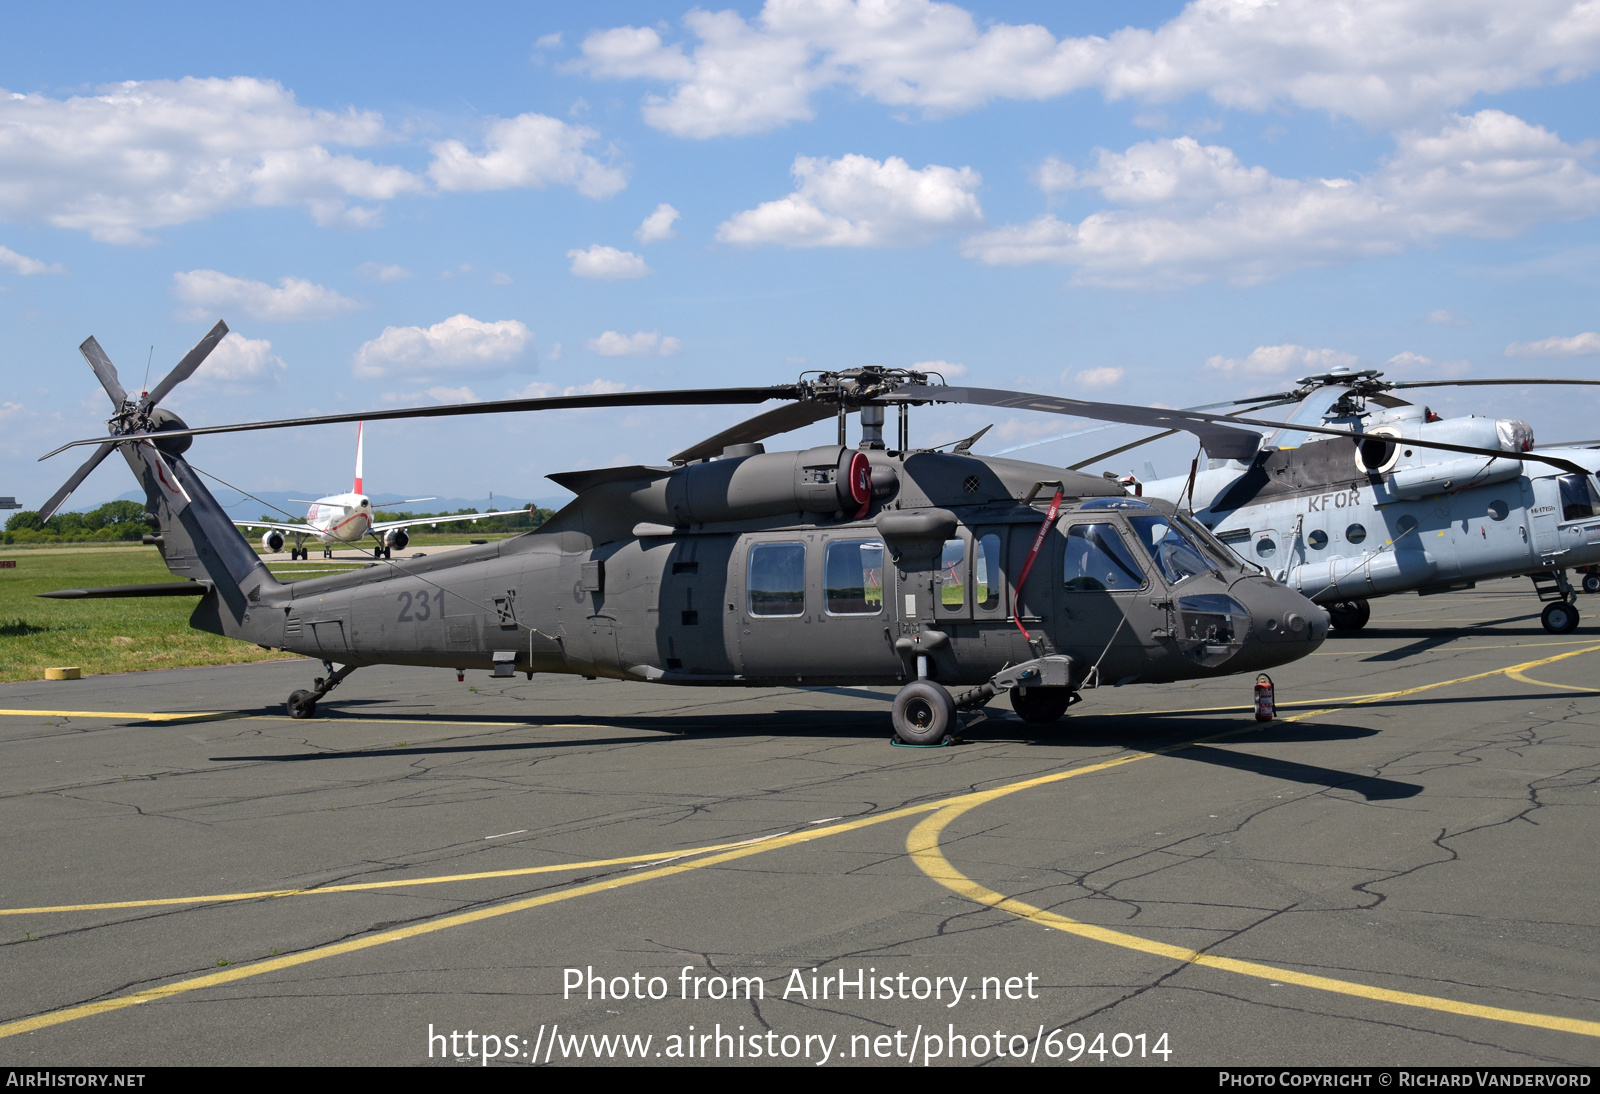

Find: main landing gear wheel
<box><xmin>1327</xmin><ymin>599</ymin><xmax>1371</xmax><ymax>631</ymax></box>
<box><xmin>1584</xmin><ymin>573</ymin><xmax>1600</xmax><ymax>595</ymax></box>
<box><xmin>286</xmin><ymin>689</ymin><xmax>317</xmax><ymax>719</ymax></box>
<box><xmin>1541</xmin><ymin>601</ymin><xmax>1580</xmax><ymax>634</ymax></box>
<box><xmin>1009</xmin><ymin>686</ymin><xmax>1073</xmax><ymax>725</ymax></box>
<box><xmin>892</xmin><ymin>680</ymin><xmax>956</xmax><ymax>745</ymax></box>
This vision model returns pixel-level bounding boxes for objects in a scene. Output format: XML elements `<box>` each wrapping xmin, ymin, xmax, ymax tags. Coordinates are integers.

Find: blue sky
<box><xmin>3</xmin><ymin>0</ymin><xmax>1598</xmax><ymax>508</ymax></box>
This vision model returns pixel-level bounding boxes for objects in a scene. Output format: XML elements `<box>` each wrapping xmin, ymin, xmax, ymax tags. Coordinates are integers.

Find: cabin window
<box><xmin>939</xmin><ymin>538</ymin><xmax>965</xmax><ymax>610</ymax></box>
<box><xmin>824</xmin><ymin>540</ymin><xmax>885</xmax><ymax>615</ymax></box>
<box><xmin>1256</xmin><ymin>537</ymin><xmax>1277</xmax><ymax>558</ymax></box>
<box><xmin>1128</xmin><ymin>515</ymin><xmax>1212</xmax><ymax>585</ymax></box>
<box><xmin>1346</xmin><ymin>523</ymin><xmax>1367</xmax><ymax>544</ymax></box>
<box><xmin>1397</xmin><ymin>515</ymin><xmax>1419</xmax><ymax>537</ymax></box>
<box><xmin>975</xmin><ymin>533</ymin><xmax>1001</xmax><ymax>610</ymax></box>
<box><xmin>1308</xmin><ymin>530</ymin><xmax>1329</xmax><ymax>550</ymax></box>
<box><xmin>1062</xmin><ymin>524</ymin><xmax>1145</xmax><ymax>592</ymax></box>
<box><xmin>748</xmin><ymin>542</ymin><xmax>806</xmax><ymax>617</ymax></box>
<box><xmin>1486</xmin><ymin>501</ymin><xmax>1509</xmax><ymax>522</ymax></box>
<box><xmin>1558</xmin><ymin>474</ymin><xmax>1600</xmax><ymax>522</ymax></box>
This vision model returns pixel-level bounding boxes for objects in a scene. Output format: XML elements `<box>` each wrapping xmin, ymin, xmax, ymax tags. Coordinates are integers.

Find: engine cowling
<box><xmin>664</xmin><ymin>446</ymin><xmax>888</xmax><ymax>525</ymax></box>
<box><xmin>383</xmin><ymin>528</ymin><xmax>410</xmax><ymax>552</ymax></box>
<box><xmin>261</xmin><ymin>530</ymin><xmax>285</xmax><ymax>554</ymax></box>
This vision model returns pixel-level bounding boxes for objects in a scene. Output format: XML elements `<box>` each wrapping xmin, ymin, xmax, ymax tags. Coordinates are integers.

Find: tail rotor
<box><xmin>37</xmin><ymin>320</ymin><xmax>228</xmax><ymax>522</ymax></box>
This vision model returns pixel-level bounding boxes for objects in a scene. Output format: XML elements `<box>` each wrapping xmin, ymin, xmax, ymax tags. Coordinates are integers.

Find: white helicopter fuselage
<box><xmin>1143</xmin><ymin>412</ymin><xmax>1600</xmax><ymax>605</ymax></box>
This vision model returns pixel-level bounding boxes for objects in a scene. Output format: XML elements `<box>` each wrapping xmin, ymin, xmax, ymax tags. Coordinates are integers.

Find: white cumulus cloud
<box><xmin>573</xmin><ymin>0</ymin><xmax>1600</xmax><ymax>138</ymax></box>
<box><xmin>353</xmin><ymin>314</ymin><xmax>533</xmax><ymax>380</ymax></box>
<box><xmin>357</xmin><ymin>261</ymin><xmax>411</xmax><ymax>282</ymax></box>
<box><xmin>173</xmin><ymin>269</ymin><xmax>362</xmax><ymax>322</ymax></box>
<box><xmin>568</xmin><ymin>245</ymin><xmax>651</xmax><ymax>279</ymax></box>
<box><xmin>1071</xmin><ymin>366</ymin><xmax>1125</xmax><ymax>389</ymax></box>
<box><xmin>636</xmin><ymin>202</ymin><xmax>681</xmax><ymax>243</ymax></box>
<box><xmin>427</xmin><ymin>112</ymin><xmax>626</xmax><ymax>198</ymax></box>
<box><xmin>0</xmin><ymin>245</ymin><xmax>64</xmax><ymax>275</ymax></box>
<box><xmin>717</xmin><ymin>155</ymin><xmax>983</xmax><ymax>247</ymax></box>
<box><xmin>0</xmin><ymin>77</ymin><xmax>424</xmax><ymax>243</ymax></box>
<box><xmin>587</xmin><ymin>330</ymin><xmax>682</xmax><ymax>357</ymax></box>
<box><xmin>962</xmin><ymin>112</ymin><xmax>1600</xmax><ymax>286</ymax></box>
<box><xmin>1506</xmin><ymin>332</ymin><xmax>1600</xmax><ymax>357</ymax></box>
<box><xmin>189</xmin><ymin>332</ymin><xmax>287</xmax><ymax>387</ymax></box>
<box><xmin>1205</xmin><ymin>345</ymin><xmax>1360</xmax><ymax>377</ymax></box>
<box><xmin>508</xmin><ymin>378</ymin><xmax>631</xmax><ymax>398</ymax></box>
<box><xmin>912</xmin><ymin>359</ymin><xmax>966</xmax><ymax>378</ymax></box>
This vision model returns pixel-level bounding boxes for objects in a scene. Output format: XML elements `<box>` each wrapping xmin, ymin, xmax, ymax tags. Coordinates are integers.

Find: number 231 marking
<box><xmin>397</xmin><ymin>590</ymin><xmax>439</xmax><ymax>621</ymax></box>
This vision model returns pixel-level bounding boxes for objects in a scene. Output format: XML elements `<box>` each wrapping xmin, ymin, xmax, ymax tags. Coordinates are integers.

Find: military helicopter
<box><xmin>999</xmin><ymin>368</ymin><xmax>1600</xmax><ymax>635</ymax></box>
<box><xmin>36</xmin><ymin>326</ymin><xmax>1585</xmax><ymax>743</ymax></box>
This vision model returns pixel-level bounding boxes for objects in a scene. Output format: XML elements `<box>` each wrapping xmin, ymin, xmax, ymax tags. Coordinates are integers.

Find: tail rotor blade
<box><xmin>38</xmin><ymin>440</ymin><xmax>118</xmax><ymax>523</ymax></box>
<box><xmin>144</xmin><ymin>320</ymin><xmax>228</xmax><ymax>408</ymax></box>
<box><xmin>78</xmin><ymin>337</ymin><xmax>128</xmax><ymax>408</ymax></box>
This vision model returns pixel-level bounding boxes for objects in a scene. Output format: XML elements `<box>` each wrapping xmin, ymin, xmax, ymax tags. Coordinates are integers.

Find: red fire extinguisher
<box><xmin>1253</xmin><ymin>673</ymin><xmax>1275</xmax><ymax>722</ymax></box>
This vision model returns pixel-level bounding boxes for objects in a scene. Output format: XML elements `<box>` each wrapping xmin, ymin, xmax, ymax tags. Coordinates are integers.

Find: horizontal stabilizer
<box><xmin>37</xmin><ymin>581</ymin><xmax>214</xmax><ymax>600</ymax></box>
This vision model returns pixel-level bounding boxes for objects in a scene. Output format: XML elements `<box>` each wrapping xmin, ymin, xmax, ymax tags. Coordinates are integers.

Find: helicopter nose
<box><xmin>1235</xmin><ymin>577</ymin><xmax>1328</xmax><ymax>664</ymax></box>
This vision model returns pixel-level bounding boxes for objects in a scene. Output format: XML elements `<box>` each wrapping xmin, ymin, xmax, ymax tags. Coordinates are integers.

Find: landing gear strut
<box><xmin>287</xmin><ymin>660</ymin><xmax>357</xmax><ymax>718</ymax></box>
<box><xmin>1327</xmin><ymin>599</ymin><xmax>1371</xmax><ymax>631</ymax></box>
<box><xmin>1530</xmin><ymin>570</ymin><xmax>1581</xmax><ymax>634</ymax></box>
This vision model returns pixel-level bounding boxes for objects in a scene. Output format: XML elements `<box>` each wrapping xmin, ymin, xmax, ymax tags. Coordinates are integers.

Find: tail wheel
<box><xmin>1009</xmin><ymin>686</ymin><xmax>1074</xmax><ymax>725</ymax></box>
<box><xmin>892</xmin><ymin>680</ymin><xmax>956</xmax><ymax>745</ymax></box>
<box><xmin>1542</xmin><ymin>601</ymin><xmax>1580</xmax><ymax>634</ymax></box>
<box><xmin>287</xmin><ymin>689</ymin><xmax>317</xmax><ymax>719</ymax></box>
<box><xmin>1327</xmin><ymin>599</ymin><xmax>1371</xmax><ymax>631</ymax></box>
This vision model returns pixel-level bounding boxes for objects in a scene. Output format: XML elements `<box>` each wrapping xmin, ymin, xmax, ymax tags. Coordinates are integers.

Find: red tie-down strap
<box><xmin>1012</xmin><ymin>488</ymin><xmax>1063</xmax><ymax>642</ymax></box>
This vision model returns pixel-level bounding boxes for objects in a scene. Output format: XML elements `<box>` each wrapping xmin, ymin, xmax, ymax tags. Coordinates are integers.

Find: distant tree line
<box><xmin>3</xmin><ymin>501</ymin><xmax>148</xmax><ymax>543</ymax></box>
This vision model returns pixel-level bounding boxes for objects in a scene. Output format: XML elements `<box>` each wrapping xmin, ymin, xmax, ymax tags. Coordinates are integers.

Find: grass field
<box><xmin>0</xmin><ymin>536</ymin><xmax>509</xmax><ymax>682</ymax></box>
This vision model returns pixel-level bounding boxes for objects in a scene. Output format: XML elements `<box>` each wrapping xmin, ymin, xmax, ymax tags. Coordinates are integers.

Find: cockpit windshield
<box><xmin>1127</xmin><ymin>515</ymin><xmax>1214</xmax><ymax>585</ymax></box>
<box><xmin>1173</xmin><ymin>512</ymin><xmax>1241</xmax><ymax>572</ymax></box>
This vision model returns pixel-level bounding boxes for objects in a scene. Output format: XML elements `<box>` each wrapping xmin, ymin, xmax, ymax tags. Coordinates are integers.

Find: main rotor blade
<box><xmin>890</xmin><ymin>385</ymin><xmax>1269</xmax><ymax>462</ymax></box>
<box><xmin>996</xmin><ymin>395</ymin><xmax>1300</xmax><ymax>459</ymax></box>
<box><xmin>1196</xmin><ymin>411</ymin><xmax>1595</xmax><ymax>476</ymax></box>
<box><xmin>78</xmin><ymin>337</ymin><xmax>127</xmax><ymax>408</ymax></box>
<box><xmin>1067</xmin><ymin>429</ymin><xmax>1180</xmax><ymax>471</ymax></box>
<box><xmin>669</xmin><ymin>400</ymin><xmax>838</xmax><ymax>464</ymax></box>
<box><xmin>38</xmin><ymin>440</ymin><xmax>118</xmax><ymax>522</ymax></box>
<box><xmin>1389</xmin><ymin>378</ymin><xmax>1600</xmax><ymax>392</ymax></box>
<box><xmin>41</xmin><ymin>385</ymin><xmax>805</xmax><ymax>460</ymax></box>
<box><xmin>143</xmin><ymin>320</ymin><xmax>228</xmax><ymax>408</ymax></box>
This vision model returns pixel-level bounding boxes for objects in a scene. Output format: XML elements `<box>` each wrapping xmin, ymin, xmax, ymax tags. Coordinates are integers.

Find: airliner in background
<box><xmin>235</xmin><ymin>423</ymin><xmax>530</xmax><ymax>559</ymax></box>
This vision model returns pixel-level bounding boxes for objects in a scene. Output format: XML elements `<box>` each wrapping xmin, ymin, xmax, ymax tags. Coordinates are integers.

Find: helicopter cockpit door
<box><xmin>1526</xmin><ymin>478</ymin><xmax>1562</xmax><ymax>560</ymax></box>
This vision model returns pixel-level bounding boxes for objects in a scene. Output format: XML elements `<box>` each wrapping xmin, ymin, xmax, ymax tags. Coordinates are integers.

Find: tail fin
<box><xmin>353</xmin><ymin>421</ymin><xmax>364</xmax><ymax>495</ymax></box>
<box><xmin>124</xmin><ymin>442</ymin><xmax>284</xmax><ymax>638</ymax></box>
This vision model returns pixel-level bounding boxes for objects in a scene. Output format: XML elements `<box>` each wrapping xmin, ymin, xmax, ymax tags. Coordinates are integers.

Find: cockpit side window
<box><xmin>1062</xmin><ymin>523</ymin><xmax>1146</xmax><ymax>592</ymax></box>
<box><xmin>1127</xmin><ymin>515</ymin><xmax>1212</xmax><ymax>585</ymax></box>
<box><xmin>1175</xmin><ymin>513</ymin><xmax>1241</xmax><ymax>571</ymax></box>
<box><xmin>1558</xmin><ymin>474</ymin><xmax>1600</xmax><ymax>522</ymax></box>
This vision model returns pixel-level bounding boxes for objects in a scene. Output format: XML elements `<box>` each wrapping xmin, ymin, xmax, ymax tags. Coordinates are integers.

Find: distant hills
<box><xmin>85</xmin><ymin>488</ymin><xmax>575</xmax><ymax>518</ymax></box>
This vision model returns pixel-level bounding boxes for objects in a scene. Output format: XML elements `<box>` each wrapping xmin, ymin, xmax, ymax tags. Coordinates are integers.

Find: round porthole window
<box><xmin>1346</xmin><ymin>523</ymin><xmax>1367</xmax><ymax>544</ymax></box>
<box><xmin>1397</xmin><ymin>515</ymin><xmax>1419</xmax><ymax>536</ymax></box>
<box><xmin>1308</xmin><ymin>530</ymin><xmax>1329</xmax><ymax>550</ymax></box>
<box><xmin>1256</xmin><ymin>537</ymin><xmax>1277</xmax><ymax>558</ymax></box>
<box><xmin>1487</xmin><ymin>500</ymin><xmax>1509</xmax><ymax>521</ymax></box>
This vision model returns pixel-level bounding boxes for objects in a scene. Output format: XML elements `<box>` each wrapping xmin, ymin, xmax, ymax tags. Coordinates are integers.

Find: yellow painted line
<box><xmin>0</xmin><ymin>836</ymin><xmax>796</xmax><ymax>916</ymax></box>
<box><xmin>3</xmin><ymin>644</ymin><xmax>1598</xmax><ymax>1041</ymax></box>
<box><xmin>0</xmin><ymin>709</ymin><xmax>225</xmax><ymax>722</ymax></box>
<box><xmin>1505</xmin><ymin>669</ymin><xmax>1600</xmax><ymax>693</ymax></box>
<box><xmin>906</xmin><ymin>785</ymin><xmax>1600</xmax><ymax>1039</ymax></box>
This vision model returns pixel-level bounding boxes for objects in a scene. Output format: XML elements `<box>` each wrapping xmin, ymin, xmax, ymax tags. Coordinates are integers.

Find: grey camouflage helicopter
<box><xmin>40</xmin><ymin>325</ymin><xmax>1572</xmax><ymax>742</ymax></box>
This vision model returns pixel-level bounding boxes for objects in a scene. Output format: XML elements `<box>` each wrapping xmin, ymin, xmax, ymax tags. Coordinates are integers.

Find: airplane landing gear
<box><xmin>1542</xmin><ymin>601</ymin><xmax>1580</xmax><ymax>634</ymax></box>
<box><xmin>287</xmin><ymin>661</ymin><xmax>357</xmax><ymax>718</ymax></box>
<box><xmin>1327</xmin><ymin>599</ymin><xmax>1371</xmax><ymax>631</ymax></box>
<box><xmin>892</xmin><ymin>680</ymin><xmax>956</xmax><ymax>745</ymax></box>
<box><xmin>1584</xmin><ymin>571</ymin><xmax>1600</xmax><ymax>595</ymax></box>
